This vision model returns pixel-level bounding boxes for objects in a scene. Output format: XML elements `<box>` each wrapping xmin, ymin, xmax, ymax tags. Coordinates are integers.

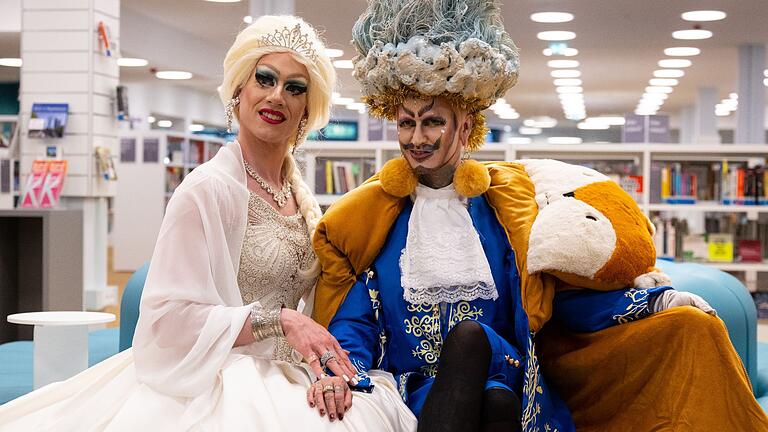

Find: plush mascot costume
<box><xmin>313</xmin><ymin>0</ymin><xmax>768</xmax><ymax>430</ymax></box>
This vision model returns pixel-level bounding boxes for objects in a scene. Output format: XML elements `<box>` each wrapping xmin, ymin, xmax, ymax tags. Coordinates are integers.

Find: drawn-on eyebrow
<box><xmin>417</xmin><ymin>98</ymin><xmax>435</xmax><ymax>117</ymax></box>
<box><xmin>257</xmin><ymin>63</ymin><xmax>308</xmax><ymax>81</ymax></box>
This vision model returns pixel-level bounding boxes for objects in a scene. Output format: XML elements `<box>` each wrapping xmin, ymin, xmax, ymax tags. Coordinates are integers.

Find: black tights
<box><xmin>418</xmin><ymin>320</ymin><xmax>521</xmax><ymax>432</ymax></box>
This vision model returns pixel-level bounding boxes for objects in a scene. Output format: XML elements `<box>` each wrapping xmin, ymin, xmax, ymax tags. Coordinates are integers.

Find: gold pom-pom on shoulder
<box><xmin>379</xmin><ymin>157</ymin><xmax>418</xmax><ymax>197</ymax></box>
<box><xmin>454</xmin><ymin>159</ymin><xmax>491</xmax><ymax>198</ymax></box>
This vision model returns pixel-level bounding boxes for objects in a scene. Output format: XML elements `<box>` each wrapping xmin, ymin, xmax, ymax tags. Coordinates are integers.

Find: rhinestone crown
<box><xmin>260</xmin><ymin>24</ymin><xmax>318</xmax><ymax>61</ymax></box>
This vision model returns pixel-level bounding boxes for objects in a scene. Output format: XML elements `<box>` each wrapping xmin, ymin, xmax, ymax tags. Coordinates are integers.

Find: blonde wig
<box><xmin>219</xmin><ymin>15</ymin><xmax>333</xmax><ymax>277</ymax></box>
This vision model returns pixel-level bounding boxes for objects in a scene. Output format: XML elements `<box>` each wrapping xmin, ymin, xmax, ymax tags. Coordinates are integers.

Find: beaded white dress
<box><xmin>0</xmin><ymin>143</ymin><xmax>416</xmax><ymax>431</ymax></box>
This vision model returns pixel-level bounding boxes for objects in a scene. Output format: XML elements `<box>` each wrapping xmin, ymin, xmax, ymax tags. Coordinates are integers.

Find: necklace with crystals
<box><xmin>244</xmin><ymin>161</ymin><xmax>292</xmax><ymax>208</ymax></box>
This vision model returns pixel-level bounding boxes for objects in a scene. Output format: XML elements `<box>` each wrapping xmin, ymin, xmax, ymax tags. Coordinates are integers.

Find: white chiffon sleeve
<box><xmin>132</xmin><ymin>175</ymin><xmax>254</xmax><ymax>398</ymax></box>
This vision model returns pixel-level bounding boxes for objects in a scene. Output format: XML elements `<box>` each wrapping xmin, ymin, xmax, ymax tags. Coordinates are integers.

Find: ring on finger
<box><xmin>323</xmin><ymin>385</ymin><xmax>335</xmax><ymax>394</ymax></box>
<box><xmin>319</xmin><ymin>351</ymin><xmax>336</xmax><ymax>368</ymax></box>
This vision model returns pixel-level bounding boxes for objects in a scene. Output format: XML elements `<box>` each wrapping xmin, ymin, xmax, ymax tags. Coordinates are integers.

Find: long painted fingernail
<box><xmin>339</xmin><ymin>414</ymin><xmax>344</xmax><ymax>421</ymax></box>
<box><xmin>342</xmin><ymin>374</ymin><xmax>350</xmax><ymax>382</ymax></box>
<box><xmin>351</xmin><ymin>377</ymin><xmax>358</xmax><ymax>386</ymax></box>
<box><xmin>330</xmin><ymin>413</ymin><xmax>335</xmax><ymax>421</ymax></box>
<box><xmin>320</xmin><ymin>410</ymin><xmax>325</xmax><ymax>416</ymax></box>
<box><xmin>309</xmin><ymin>402</ymin><xmax>314</xmax><ymax>407</ymax></box>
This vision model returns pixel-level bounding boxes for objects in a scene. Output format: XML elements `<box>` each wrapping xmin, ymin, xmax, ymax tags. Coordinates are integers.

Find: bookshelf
<box><xmin>113</xmin><ymin>131</ymin><xmax>226</xmax><ymax>271</ymax></box>
<box><xmin>299</xmin><ymin>141</ymin><xmax>768</xmax><ymax>291</ymax></box>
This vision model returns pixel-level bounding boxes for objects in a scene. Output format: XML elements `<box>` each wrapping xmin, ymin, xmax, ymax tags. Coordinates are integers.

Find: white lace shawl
<box><xmin>132</xmin><ymin>141</ymin><xmax>313</xmax><ymax>400</ymax></box>
<box><xmin>400</xmin><ymin>184</ymin><xmax>498</xmax><ymax>305</ymax></box>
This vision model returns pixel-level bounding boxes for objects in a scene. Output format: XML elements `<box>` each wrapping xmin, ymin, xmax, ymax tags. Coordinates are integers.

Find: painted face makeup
<box><xmin>397</xmin><ymin>97</ymin><xmax>464</xmax><ymax>187</ymax></box>
<box><xmin>236</xmin><ymin>52</ymin><xmax>309</xmax><ymax>146</ymax></box>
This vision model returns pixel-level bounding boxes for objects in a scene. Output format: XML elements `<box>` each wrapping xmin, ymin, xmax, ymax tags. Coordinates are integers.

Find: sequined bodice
<box><xmin>238</xmin><ymin>192</ymin><xmax>317</xmax><ymax>361</ymax></box>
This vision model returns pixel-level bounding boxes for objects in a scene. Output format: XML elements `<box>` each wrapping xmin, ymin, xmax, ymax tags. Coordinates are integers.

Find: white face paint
<box><xmin>526</xmin><ymin>197</ymin><xmax>616</xmax><ymax>278</ymax></box>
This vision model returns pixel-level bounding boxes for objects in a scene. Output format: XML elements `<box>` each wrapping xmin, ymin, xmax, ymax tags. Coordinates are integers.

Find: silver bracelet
<box><xmin>250</xmin><ymin>303</ymin><xmax>284</xmax><ymax>341</ymax></box>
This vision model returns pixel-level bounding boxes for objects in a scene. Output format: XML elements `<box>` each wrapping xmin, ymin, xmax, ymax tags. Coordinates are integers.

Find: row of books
<box><xmin>651</xmin><ymin>161</ymin><xmax>768</xmax><ymax>205</ymax></box>
<box><xmin>314</xmin><ymin>158</ymin><xmax>376</xmax><ymax>195</ymax></box>
<box><xmin>653</xmin><ymin>214</ymin><xmax>768</xmax><ymax>263</ymax></box>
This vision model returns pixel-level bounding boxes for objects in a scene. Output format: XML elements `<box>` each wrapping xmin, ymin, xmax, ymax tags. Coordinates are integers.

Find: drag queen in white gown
<box><xmin>0</xmin><ymin>15</ymin><xmax>416</xmax><ymax>432</ymax></box>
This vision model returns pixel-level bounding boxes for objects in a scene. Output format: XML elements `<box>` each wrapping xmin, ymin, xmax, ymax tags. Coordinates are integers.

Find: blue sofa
<box><xmin>2</xmin><ymin>261</ymin><xmax>767</xmax><ymax>410</ymax></box>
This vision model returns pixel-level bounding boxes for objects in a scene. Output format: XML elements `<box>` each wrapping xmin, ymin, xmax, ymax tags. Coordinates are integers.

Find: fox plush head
<box><xmin>520</xmin><ymin>159</ymin><xmax>662</xmax><ymax>290</ymax></box>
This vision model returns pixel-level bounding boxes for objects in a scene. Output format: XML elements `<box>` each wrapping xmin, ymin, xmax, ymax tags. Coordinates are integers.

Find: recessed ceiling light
<box><xmin>325</xmin><ymin>49</ymin><xmax>344</xmax><ymax>58</ymax></box>
<box><xmin>542</xmin><ymin>47</ymin><xmax>578</xmax><ymax>57</ymax></box>
<box><xmin>635</xmin><ymin>109</ymin><xmax>658</xmax><ymax>116</ymax></box>
<box><xmin>189</xmin><ymin>124</ymin><xmax>205</xmax><ymax>132</ymax></box>
<box><xmin>157</xmin><ymin>120</ymin><xmax>173</xmax><ymax>128</ymax></box>
<box><xmin>547</xmin><ymin>60</ymin><xmax>579</xmax><ymax>68</ymax></box>
<box><xmin>537</xmin><ymin>31</ymin><xmax>576</xmax><ymax>41</ymax></box>
<box><xmin>764</xmin><ymin>78</ymin><xmax>768</xmax><ymax>87</ymax></box>
<box><xmin>548</xmin><ymin>137</ymin><xmax>583</xmax><ymax>144</ymax></box>
<box><xmin>146</xmin><ymin>115</ymin><xmax>156</xmax><ymax>124</ymax></box>
<box><xmin>498</xmin><ymin>111</ymin><xmax>520</xmax><ymax>120</ymax></box>
<box><xmin>0</xmin><ymin>58</ymin><xmax>22</xmax><ymax>67</ymax></box>
<box><xmin>519</xmin><ymin>127</ymin><xmax>542</xmax><ymax>135</ymax></box>
<box><xmin>243</xmin><ymin>15</ymin><xmax>252</xmax><ymax>24</ymax></box>
<box><xmin>155</xmin><ymin>70</ymin><xmax>193</xmax><ymax>80</ymax></box>
<box><xmin>764</xmin><ymin>69</ymin><xmax>768</xmax><ymax>77</ymax></box>
<box><xmin>645</xmin><ymin>86</ymin><xmax>674</xmax><ymax>94</ymax></box>
<box><xmin>681</xmin><ymin>10</ymin><xmax>726</xmax><ymax>22</ymax></box>
<box><xmin>578</xmin><ymin>122</ymin><xmax>610</xmax><ymax>130</ymax></box>
<box><xmin>649</xmin><ymin>78</ymin><xmax>678</xmax><ymax>86</ymax></box>
<box><xmin>653</xmin><ymin>69</ymin><xmax>685</xmax><ymax>78</ymax></box>
<box><xmin>332</xmin><ymin>97</ymin><xmax>354</xmax><ymax>105</ymax></box>
<box><xmin>664</xmin><ymin>47</ymin><xmax>700</xmax><ymax>56</ymax></box>
<box><xmin>346</xmin><ymin>102</ymin><xmax>366</xmax><ymax>111</ymax></box>
<box><xmin>672</xmin><ymin>29</ymin><xmax>712</xmax><ymax>40</ymax></box>
<box><xmin>586</xmin><ymin>116</ymin><xmax>626</xmax><ymax>126</ymax></box>
<box><xmin>715</xmin><ymin>109</ymin><xmax>731</xmax><ymax>117</ymax></box>
<box><xmin>658</xmin><ymin>59</ymin><xmax>692</xmax><ymax>68</ymax></box>
<box><xmin>551</xmin><ymin>69</ymin><xmax>581</xmax><ymax>78</ymax></box>
<box><xmin>641</xmin><ymin>93</ymin><xmax>668</xmax><ymax>101</ymax></box>
<box><xmin>530</xmin><ymin>12</ymin><xmax>574</xmax><ymax>23</ymax></box>
<box><xmin>554</xmin><ymin>78</ymin><xmax>582</xmax><ymax>86</ymax></box>
<box><xmin>333</xmin><ymin>60</ymin><xmax>353</xmax><ymax>69</ymax></box>
<box><xmin>524</xmin><ymin>117</ymin><xmax>558</xmax><ymax>128</ymax></box>
<box><xmin>507</xmin><ymin>137</ymin><xmax>533</xmax><ymax>144</ymax></box>
<box><xmin>117</xmin><ymin>57</ymin><xmax>148</xmax><ymax>67</ymax></box>
<box><xmin>556</xmin><ymin>86</ymin><xmax>583</xmax><ymax>94</ymax></box>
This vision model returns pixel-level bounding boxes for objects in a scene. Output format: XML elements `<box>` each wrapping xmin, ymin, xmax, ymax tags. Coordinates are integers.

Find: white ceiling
<box><xmin>1</xmin><ymin>0</ymin><xmax>767</xmax><ymax>125</ymax></box>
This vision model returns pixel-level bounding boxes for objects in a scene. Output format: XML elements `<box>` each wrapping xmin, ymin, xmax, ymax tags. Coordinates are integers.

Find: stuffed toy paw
<box><xmin>633</xmin><ymin>270</ymin><xmax>672</xmax><ymax>288</ymax></box>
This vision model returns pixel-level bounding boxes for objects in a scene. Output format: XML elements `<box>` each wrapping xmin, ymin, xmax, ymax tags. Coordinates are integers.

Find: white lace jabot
<box><xmin>400</xmin><ymin>183</ymin><xmax>498</xmax><ymax>305</ymax></box>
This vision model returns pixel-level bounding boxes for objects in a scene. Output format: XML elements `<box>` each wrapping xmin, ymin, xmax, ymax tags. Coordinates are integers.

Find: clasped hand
<box><xmin>280</xmin><ymin>308</ymin><xmax>356</xmax><ymax>420</ymax></box>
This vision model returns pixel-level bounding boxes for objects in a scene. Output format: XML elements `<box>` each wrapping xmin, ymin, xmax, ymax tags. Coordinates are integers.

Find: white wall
<box><xmin>122</xmin><ymin>80</ymin><xmax>224</xmax><ymax>130</ymax></box>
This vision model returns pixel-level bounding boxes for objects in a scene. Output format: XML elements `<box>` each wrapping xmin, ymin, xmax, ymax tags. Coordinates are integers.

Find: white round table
<box><xmin>7</xmin><ymin>311</ymin><xmax>115</xmax><ymax>389</ymax></box>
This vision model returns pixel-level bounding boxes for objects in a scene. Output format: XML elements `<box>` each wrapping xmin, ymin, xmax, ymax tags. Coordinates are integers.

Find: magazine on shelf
<box><xmin>19</xmin><ymin>160</ymin><xmax>68</xmax><ymax>208</ymax></box>
<box><xmin>28</xmin><ymin>103</ymin><xmax>68</xmax><ymax>138</ymax></box>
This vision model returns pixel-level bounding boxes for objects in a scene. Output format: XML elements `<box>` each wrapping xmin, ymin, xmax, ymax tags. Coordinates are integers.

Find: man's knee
<box><xmin>444</xmin><ymin>320</ymin><xmax>488</xmax><ymax>352</ymax></box>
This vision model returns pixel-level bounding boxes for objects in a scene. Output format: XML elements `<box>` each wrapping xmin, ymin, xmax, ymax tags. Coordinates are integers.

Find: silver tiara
<box><xmin>260</xmin><ymin>24</ymin><xmax>318</xmax><ymax>61</ymax></box>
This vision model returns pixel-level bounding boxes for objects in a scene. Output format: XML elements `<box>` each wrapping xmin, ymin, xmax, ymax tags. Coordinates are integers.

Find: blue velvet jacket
<box><xmin>328</xmin><ymin>195</ymin><xmax>671</xmax><ymax>432</ymax></box>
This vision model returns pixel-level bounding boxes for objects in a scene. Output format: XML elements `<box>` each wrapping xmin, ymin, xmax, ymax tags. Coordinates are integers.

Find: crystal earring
<box><xmin>293</xmin><ymin>117</ymin><xmax>308</xmax><ymax>154</ymax></box>
<box><xmin>225</xmin><ymin>96</ymin><xmax>240</xmax><ymax>133</ymax></box>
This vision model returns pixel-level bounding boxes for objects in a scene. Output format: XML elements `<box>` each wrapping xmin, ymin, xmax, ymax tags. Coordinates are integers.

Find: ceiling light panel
<box><xmin>530</xmin><ymin>12</ymin><xmax>574</xmax><ymax>23</ymax></box>
<box><xmin>547</xmin><ymin>60</ymin><xmax>580</xmax><ymax>68</ymax></box>
<box><xmin>672</xmin><ymin>29</ymin><xmax>713</xmax><ymax>40</ymax></box>
<box><xmin>664</xmin><ymin>47</ymin><xmax>700</xmax><ymax>56</ymax></box>
<box><xmin>681</xmin><ymin>10</ymin><xmax>727</xmax><ymax>22</ymax></box>
<box><xmin>551</xmin><ymin>69</ymin><xmax>581</xmax><ymax>78</ymax></box>
<box><xmin>537</xmin><ymin>31</ymin><xmax>576</xmax><ymax>41</ymax></box>
<box><xmin>658</xmin><ymin>59</ymin><xmax>692</xmax><ymax>68</ymax></box>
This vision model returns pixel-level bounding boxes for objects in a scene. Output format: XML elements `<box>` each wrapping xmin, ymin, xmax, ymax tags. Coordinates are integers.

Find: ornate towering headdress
<box><xmin>352</xmin><ymin>0</ymin><xmax>519</xmax><ymax>150</ymax></box>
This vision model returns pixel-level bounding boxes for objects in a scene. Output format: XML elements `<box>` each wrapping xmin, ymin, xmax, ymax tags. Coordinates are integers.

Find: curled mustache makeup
<box><xmin>401</xmin><ymin>136</ymin><xmax>441</xmax><ymax>152</ymax></box>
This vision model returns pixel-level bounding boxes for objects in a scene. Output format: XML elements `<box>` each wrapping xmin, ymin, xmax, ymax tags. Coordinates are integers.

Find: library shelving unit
<box><xmin>301</xmin><ymin>141</ymin><xmax>768</xmax><ymax>290</ymax></box>
<box><xmin>113</xmin><ymin>131</ymin><xmax>227</xmax><ymax>271</ymax></box>
<box><xmin>0</xmin><ymin>115</ymin><xmax>19</xmax><ymax>209</ymax></box>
